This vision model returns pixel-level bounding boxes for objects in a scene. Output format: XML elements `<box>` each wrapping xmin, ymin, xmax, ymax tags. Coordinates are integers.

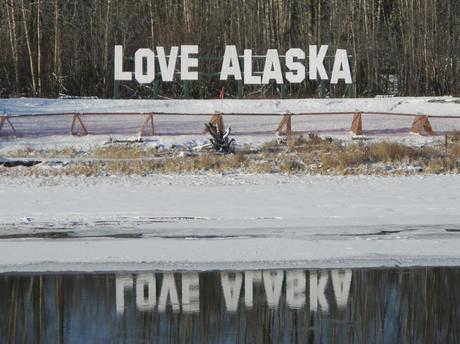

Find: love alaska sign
<box><xmin>114</xmin><ymin>45</ymin><xmax>352</xmax><ymax>85</ymax></box>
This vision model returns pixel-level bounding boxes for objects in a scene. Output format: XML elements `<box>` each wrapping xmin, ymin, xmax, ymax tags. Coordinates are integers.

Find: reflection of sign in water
<box><xmin>221</xmin><ymin>270</ymin><xmax>352</xmax><ymax>312</ymax></box>
<box><xmin>116</xmin><ymin>269</ymin><xmax>351</xmax><ymax>315</ymax></box>
<box><xmin>116</xmin><ymin>273</ymin><xmax>199</xmax><ymax>315</ymax></box>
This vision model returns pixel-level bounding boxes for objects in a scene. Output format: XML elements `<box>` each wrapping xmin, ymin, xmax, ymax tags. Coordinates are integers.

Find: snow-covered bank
<box><xmin>0</xmin><ymin>174</ymin><xmax>459</xmax><ymax>272</ymax></box>
<box><xmin>1</xmin><ymin>96</ymin><xmax>459</xmax><ymax>116</ymax></box>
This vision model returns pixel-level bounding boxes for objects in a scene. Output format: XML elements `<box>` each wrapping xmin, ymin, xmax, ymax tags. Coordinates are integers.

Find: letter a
<box><xmin>331</xmin><ymin>49</ymin><xmax>352</xmax><ymax>84</ymax></box>
<box><xmin>220</xmin><ymin>46</ymin><xmax>242</xmax><ymax>81</ymax></box>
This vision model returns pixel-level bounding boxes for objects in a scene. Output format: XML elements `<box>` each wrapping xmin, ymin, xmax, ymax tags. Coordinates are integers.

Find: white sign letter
<box><xmin>157</xmin><ymin>46</ymin><xmax>179</xmax><ymax>82</ymax></box>
<box><xmin>181</xmin><ymin>45</ymin><xmax>199</xmax><ymax>80</ymax></box>
<box><xmin>114</xmin><ymin>45</ymin><xmax>132</xmax><ymax>81</ymax></box>
<box><xmin>285</xmin><ymin>48</ymin><xmax>306</xmax><ymax>83</ymax></box>
<box><xmin>220</xmin><ymin>45</ymin><xmax>242</xmax><ymax>81</ymax></box>
<box><xmin>135</xmin><ymin>48</ymin><xmax>155</xmax><ymax>84</ymax></box>
<box><xmin>331</xmin><ymin>49</ymin><xmax>352</xmax><ymax>84</ymax></box>
<box><xmin>261</xmin><ymin>49</ymin><xmax>284</xmax><ymax>84</ymax></box>
<box><xmin>243</xmin><ymin>49</ymin><xmax>261</xmax><ymax>84</ymax></box>
<box><xmin>309</xmin><ymin>45</ymin><xmax>328</xmax><ymax>80</ymax></box>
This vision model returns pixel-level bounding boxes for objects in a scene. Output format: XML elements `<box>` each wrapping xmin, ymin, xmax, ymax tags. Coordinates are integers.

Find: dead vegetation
<box><xmin>2</xmin><ymin>135</ymin><xmax>460</xmax><ymax>177</ymax></box>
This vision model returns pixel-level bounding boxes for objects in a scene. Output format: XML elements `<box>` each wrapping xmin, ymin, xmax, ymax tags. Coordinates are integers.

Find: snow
<box><xmin>0</xmin><ymin>174</ymin><xmax>459</xmax><ymax>272</ymax></box>
<box><xmin>1</xmin><ymin>96</ymin><xmax>459</xmax><ymax>117</ymax></box>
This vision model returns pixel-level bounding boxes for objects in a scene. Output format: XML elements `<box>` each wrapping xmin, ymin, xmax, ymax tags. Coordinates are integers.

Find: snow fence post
<box><xmin>70</xmin><ymin>112</ymin><xmax>89</xmax><ymax>136</ymax></box>
<box><xmin>139</xmin><ymin>113</ymin><xmax>155</xmax><ymax>136</ymax></box>
<box><xmin>207</xmin><ymin>112</ymin><xmax>224</xmax><ymax>133</ymax></box>
<box><xmin>410</xmin><ymin>114</ymin><xmax>434</xmax><ymax>136</ymax></box>
<box><xmin>0</xmin><ymin>113</ymin><xmax>17</xmax><ymax>138</ymax></box>
<box><xmin>351</xmin><ymin>112</ymin><xmax>363</xmax><ymax>136</ymax></box>
<box><xmin>0</xmin><ymin>115</ymin><xmax>5</xmax><ymax>134</ymax></box>
<box><xmin>275</xmin><ymin>112</ymin><xmax>292</xmax><ymax>138</ymax></box>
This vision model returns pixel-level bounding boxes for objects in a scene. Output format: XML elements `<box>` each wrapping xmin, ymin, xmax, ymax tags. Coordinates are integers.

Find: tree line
<box><xmin>1</xmin><ymin>0</ymin><xmax>458</xmax><ymax>98</ymax></box>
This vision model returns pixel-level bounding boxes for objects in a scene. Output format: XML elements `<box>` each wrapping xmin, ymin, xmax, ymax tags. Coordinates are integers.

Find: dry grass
<box><xmin>92</xmin><ymin>145</ymin><xmax>158</xmax><ymax>159</ymax></box>
<box><xmin>368</xmin><ymin>142</ymin><xmax>418</xmax><ymax>162</ymax></box>
<box><xmin>4</xmin><ymin>147</ymin><xmax>80</xmax><ymax>158</ymax></box>
<box><xmin>450</xmin><ymin>131</ymin><xmax>460</xmax><ymax>143</ymax></box>
<box><xmin>2</xmin><ymin>137</ymin><xmax>460</xmax><ymax>177</ymax></box>
<box><xmin>450</xmin><ymin>144</ymin><xmax>460</xmax><ymax>162</ymax></box>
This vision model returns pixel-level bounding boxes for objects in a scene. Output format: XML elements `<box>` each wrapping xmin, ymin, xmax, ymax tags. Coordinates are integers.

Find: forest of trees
<box><xmin>0</xmin><ymin>0</ymin><xmax>459</xmax><ymax>99</ymax></box>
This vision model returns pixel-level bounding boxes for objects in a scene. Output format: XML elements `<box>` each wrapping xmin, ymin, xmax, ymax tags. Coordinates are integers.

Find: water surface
<box><xmin>1</xmin><ymin>267</ymin><xmax>459</xmax><ymax>343</ymax></box>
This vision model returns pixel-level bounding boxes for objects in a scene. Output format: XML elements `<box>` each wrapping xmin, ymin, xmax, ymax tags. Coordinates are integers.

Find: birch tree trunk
<box><xmin>37</xmin><ymin>0</ymin><xmax>42</xmax><ymax>96</ymax></box>
<box><xmin>5</xmin><ymin>0</ymin><xmax>19</xmax><ymax>90</ymax></box>
<box><xmin>20</xmin><ymin>0</ymin><xmax>37</xmax><ymax>96</ymax></box>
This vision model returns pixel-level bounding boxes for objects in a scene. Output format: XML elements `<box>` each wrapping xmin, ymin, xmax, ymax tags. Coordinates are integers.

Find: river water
<box><xmin>1</xmin><ymin>267</ymin><xmax>459</xmax><ymax>343</ymax></box>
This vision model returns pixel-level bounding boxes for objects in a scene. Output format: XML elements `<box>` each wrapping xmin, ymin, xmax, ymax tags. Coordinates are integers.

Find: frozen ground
<box><xmin>0</xmin><ymin>174</ymin><xmax>459</xmax><ymax>272</ymax></box>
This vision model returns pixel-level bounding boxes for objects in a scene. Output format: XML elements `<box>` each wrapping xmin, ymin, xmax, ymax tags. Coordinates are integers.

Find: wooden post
<box><xmin>351</xmin><ymin>112</ymin><xmax>363</xmax><ymax>135</ymax></box>
<box><xmin>0</xmin><ymin>115</ymin><xmax>17</xmax><ymax>137</ymax></box>
<box><xmin>70</xmin><ymin>113</ymin><xmax>88</xmax><ymax>136</ymax></box>
<box><xmin>207</xmin><ymin>112</ymin><xmax>225</xmax><ymax>132</ymax></box>
<box><xmin>139</xmin><ymin>113</ymin><xmax>155</xmax><ymax>136</ymax></box>
<box><xmin>410</xmin><ymin>115</ymin><xmax>434</xmax><ymax>135</ymax></box>
<box><xmin>275</xmin><ymin>112</ymin><xmax>292</xmax><ymax>137</ymax></box>
<box><xmin>0</xmin><ymin>116</ymin><xmax>5</xmax><ymax>133</ymax></box>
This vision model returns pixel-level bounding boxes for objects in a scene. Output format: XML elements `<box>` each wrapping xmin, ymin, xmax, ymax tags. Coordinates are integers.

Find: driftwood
<box><xmin>204</xmin><ymin>122</ymin><xmax>235</xmax><ymax>153</ymax></box>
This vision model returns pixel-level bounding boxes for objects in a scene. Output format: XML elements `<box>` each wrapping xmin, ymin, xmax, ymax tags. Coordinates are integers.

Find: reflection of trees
<box><xmin>0</xmin><ymin>268</ymin><xmax>459</xmax><ymax>343</ymax></box>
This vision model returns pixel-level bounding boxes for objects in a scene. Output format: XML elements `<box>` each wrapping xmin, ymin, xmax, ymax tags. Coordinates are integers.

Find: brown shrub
<box><xmin>279</xmin><ymin>157</ymin><xmax>305</xmax><ymax>174</ymax></box>
<box><xmin>247</xmin><ymin>161</ymin><xmax>274</xmax><ymax>174</ymax></box>
<box><xmin>338</xmin><ymin>144</ymin><xmax>367</xmax><ymax>166</ymax></box>
<box><xmin>92</xmin><ymin>146</ymin><xmax>156</xmax><ymax>159</ymax></box>
<box><xmin>450</xmin><ymin>144</ymin><xmax>460</xmax><ymax>162</ymax></box>
<box><xmin>425</xmin><ymin>158</ymin><xmax>447</xmax><ymax>174</ymax></box>
<box><xmin>369</xmin><ymin>142</ymin><xmax>418</xmax><ymax>162</ymax></box>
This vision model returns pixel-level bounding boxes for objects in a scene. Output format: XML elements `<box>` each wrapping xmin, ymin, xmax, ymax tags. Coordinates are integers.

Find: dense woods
<box><xmin>0</xmin><ymin>0</ymin><xmax>459</xmax><ymax>98</ymax></box>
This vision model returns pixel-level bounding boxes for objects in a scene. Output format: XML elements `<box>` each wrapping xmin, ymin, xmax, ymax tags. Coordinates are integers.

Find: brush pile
<box><xmin>205</xmin><ymin>122</ymin><xmax>235</xmax><ymax>154</ymax></box>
